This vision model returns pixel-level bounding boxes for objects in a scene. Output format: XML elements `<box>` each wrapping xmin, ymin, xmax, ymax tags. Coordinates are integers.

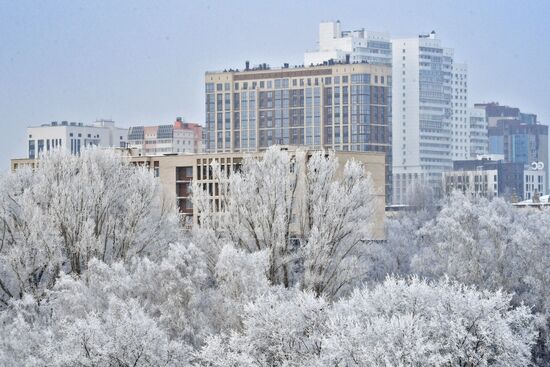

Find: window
<box><xmin>351</xmin><ymin>74</ymin><xmax>370</xmax><ymax>84</ymax></box>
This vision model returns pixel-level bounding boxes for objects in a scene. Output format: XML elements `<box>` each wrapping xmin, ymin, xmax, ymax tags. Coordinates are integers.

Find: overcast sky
<box><xmin>1</xmin><ymin>0</ymin><xmax>549</xmax><ymax>169</ymax></box>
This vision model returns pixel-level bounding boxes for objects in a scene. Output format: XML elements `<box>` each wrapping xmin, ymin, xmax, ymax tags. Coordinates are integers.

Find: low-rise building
<box><xmin>11</xmin><ymin>147</ymin><xmax>386</xmax><ymax>240</ymax></box>
<box><xmin>127</xmin><ymin>118</ymin><xmax>203</xmax><ymax>155</ymax></box>
<box><xmin>524</xmin><ymin>165</ymin><xmax>545</xmax><ymax>200</ymax></box>
<box><xmin>27</xmin><ymin>119</ymin><xmax>127</xmax><ymax>158</ymax></box>
<box><xmin>128</xmin><ymin>147</ymin><xmax>387</xmax><ymax>240</ymax></box>
<box><xmin>443</xmin><ymin>158</ymin><xmax>544</xmax><ymax>200</ymax></box>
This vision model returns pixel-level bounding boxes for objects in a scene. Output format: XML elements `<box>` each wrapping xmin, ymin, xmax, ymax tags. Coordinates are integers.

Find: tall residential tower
<box><xmin>204</xmin><ymin>62</ymin><xmax>393</xmax><ymax>201</ymax></box>
<box><xmin>392</xmin><ymin>31</ymin><xmax>468</xmax><ymax>204</ymax></box>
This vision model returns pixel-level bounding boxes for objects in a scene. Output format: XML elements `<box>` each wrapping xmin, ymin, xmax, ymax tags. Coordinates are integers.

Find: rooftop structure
<box><xmin>304</xmin><ymin>21</ymin><xmax>391</xmax><ymax>66</ymax></box>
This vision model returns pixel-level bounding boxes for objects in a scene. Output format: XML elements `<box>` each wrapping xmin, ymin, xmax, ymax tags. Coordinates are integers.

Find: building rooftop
<box><xmin>206</xmin><ymin>58</ymin><xmax>390</xmax><ymax>75</ymax></box>
<box><xmin>30</xmin><ymin>119</ymin><xmax>119</xmax><ymax>129</ymax></box>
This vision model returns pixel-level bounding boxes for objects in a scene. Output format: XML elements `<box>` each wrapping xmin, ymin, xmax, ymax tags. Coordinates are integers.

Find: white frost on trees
<box><xmin>196</xmin><ymin>277</ymin><xmax>536</xmax><ymax>367</ymax></box>
<box><xmin>0</xmin><ymin>149</ymin><xmax>178</xmax><ymax>304</ymax></box>
<box><xmin>193</xmin><ymin>146</ymin><xmax>377</xmax><ymax>299</ymax></box>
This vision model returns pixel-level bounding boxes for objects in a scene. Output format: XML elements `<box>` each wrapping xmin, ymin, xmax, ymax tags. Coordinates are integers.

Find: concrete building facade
<box><xmin>204</xmin><ymin>63</ymin><xmax>393</xmax><ymax>202</ymax></box>
<box><xmin>27</xmin><ymin>119</ymin><xmax>127</xmax><ymax>159</ymax></box>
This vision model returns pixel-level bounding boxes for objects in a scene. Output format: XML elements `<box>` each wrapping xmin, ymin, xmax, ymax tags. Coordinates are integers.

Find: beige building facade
<box><xmin>129</xmin><ymin>148</ymin><xmax>386</xmax><ymax>240</ymax></box>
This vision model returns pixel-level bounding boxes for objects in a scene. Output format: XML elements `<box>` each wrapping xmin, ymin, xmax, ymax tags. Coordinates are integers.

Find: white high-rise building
<box><xmin>392</xmin><ymin>32</ymin><xmax>455</xmax><ymax>204</ymax></box>
<box><xmin>451</xmin><ymin>63</ymin><xmax>470</xmax><ymax>160</ymax></box>
<box><xmin>27</xmin><ymin>119</ymin><xmax>128</xmax><ymax>159</ymax></box>
<box><xmin>304</xmin><ymin>21</ymin><xmax>391</xmax><ymax>66</ymax></box>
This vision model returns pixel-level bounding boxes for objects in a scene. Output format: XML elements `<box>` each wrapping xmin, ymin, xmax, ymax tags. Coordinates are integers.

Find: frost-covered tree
<box><xmin>0</xmin><ymin>242</ymin><xmax>206</xmax><ymax>366</ymax></box>
<box><xmin>196</xmin><ymin>276</ymin><xmax>536</xmax><ymax>367</ymax></box>
<box><xmin>0</xmin><ymin>149</ymin><xmax>178</xmax><ymax>304</ymax></box>
<box><xmin>322</xmin><ymin>277</ymin><xmax>536</xmax><ymax>367</ymax></box>
<box><xmin>195</xmin><ymin>288</ymin><xmax>327</xmax><ymax>367</ymax></box>
<box><xmin>193</xmin><ymin>146</ymin><xmax>377</xmax><ymax>299</ymax></box>
<box><xmin>411</xmin><ymin>191</ymin><xmax>549</xmax><ymax>312</ymax></box>
<box><xmin>407</xmin><ymin>191</ymin><xmax>550</xmax><ymax>363</ymax></box>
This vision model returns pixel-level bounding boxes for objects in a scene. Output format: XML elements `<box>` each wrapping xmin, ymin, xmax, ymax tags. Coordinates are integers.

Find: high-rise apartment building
<box><xmin>391</xmin><ymin>32</ymin><xmax>455</xmax><ymax>204</ymax></box>
<box><xmin>127</xmin><ymin>118</ymin><xmax>203</xmax><ymax>155</ymax></box>
<box><xmin>304</xmin><ymin>21</ymin><xmax>391</xmax><ymax>66</ymax></box>
<box><xmin>27</xmin><ymin>119</ymin><xmax>127</xmax><ymax>159</ymax></box>
<box><xmin>204</xmin><ymin>62</ymin><xmax>393</xmax><ymax>201</ymax></box>
<box><xmin>450</xmin><ymin>63</ymin><xmax>470</xmax><ymax>160</ymax></box>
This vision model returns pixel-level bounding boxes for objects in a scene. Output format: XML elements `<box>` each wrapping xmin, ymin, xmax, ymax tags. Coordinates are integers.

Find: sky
<box><xmin>1</xmin><ymin>0</ymin><xmax>549</xmax><ymax>169</ymax></box>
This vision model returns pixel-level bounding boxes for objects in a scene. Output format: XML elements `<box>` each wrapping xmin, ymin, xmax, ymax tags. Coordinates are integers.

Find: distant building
<box><xmin>204</xmin><ymin>62</ymin><xmax>393</xmax><ymax>202</ymax></box>
<box><xmin>27</xmin><ymin>119</ymin><xmax>127</xmax><ymax>159</ymax></box>
<box><xmin>524</xmin><ymin>165</ymin><xmax>546</xmax><ymax>200</ymax></box>
<box><xmin>474</xmin><ymin>102</ymin><xmax>520</xmax><ymax>128</ymax></box>
<box><xmin>443</xmin><ymin>157</ymin><xmax>544</xmax><ymax>200</ymax></box>
<box><xmin>468</xmin><ymin>107</ymin><xmax>489</xmax><ymax>157</ymax></box>
<box><xmin>304</xmin><ymin>21</ymin><xmax>392</xmax><ymax>66</ymax></box>
<box><xmin>450</xmin><ymin>63</ymin><xmax>470</xmax><ymax>160</ymax></box>
<box><xmin>475</xmin><ymin>103</ymin><xmax>548</xmax><ymax>193</ymax></box>
<box><xmin>127</xmin><ymin>118</ymin><xmax>203</xmax><ymax>155</ymax></box>
<box><xmin>474</xmin><ymin>102</ymin><xmax>539</xmax><ymax>127</ymax></box>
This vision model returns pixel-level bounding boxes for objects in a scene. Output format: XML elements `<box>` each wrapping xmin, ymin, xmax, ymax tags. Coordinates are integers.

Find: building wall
<box><xmin>205</xmin><ymin>63</ymin><xmax>393</xmax><ymax>202</ymax></box>
<box><xmin>443</xmin><ymin>169</ymin><xmax>498</xmax><ymax>198</ymax></box>
<box><xmin>524</xmin><ymin>169</ymin><xmax>545</xmax><ymax>200</ymax></box>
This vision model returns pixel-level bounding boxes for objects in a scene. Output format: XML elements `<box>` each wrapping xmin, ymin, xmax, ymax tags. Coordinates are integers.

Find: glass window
<box><xmin>351</xmin><ymin>74</ymin><xmax>370</xmax><ymax>84</ymax></box>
